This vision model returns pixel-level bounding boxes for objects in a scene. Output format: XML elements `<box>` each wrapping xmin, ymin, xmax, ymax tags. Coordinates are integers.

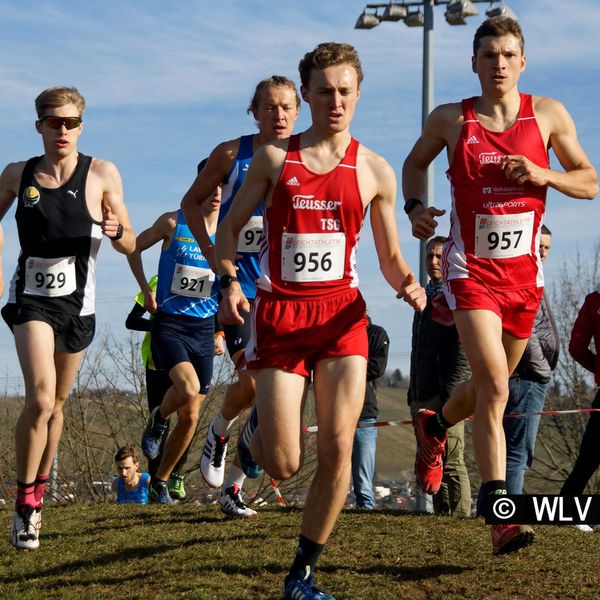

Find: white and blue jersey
<box><xmin>217</xmin><ymin>134</ymin><xmax>263</xmax><ymax>300</ymax></box>
<box><xmin>156</xmin><ymin>210</ymin><xmax>217</xmax><ymax>319</ymax></box>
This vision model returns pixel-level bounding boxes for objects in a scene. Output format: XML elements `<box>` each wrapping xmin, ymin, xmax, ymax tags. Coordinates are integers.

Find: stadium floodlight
<box><xmin>381</xmin><ymin>3</ymin><xmax>407</xmax><ymax>21</ymax></box>
<box><xmin>445</xmin><ymin>0</ymin><xmax>480</xmax><ymax>26</ymax></box>
<box><xmin>354</xmin><ymin>9</ymin><xmax>381</xmax><ymax>29</ymax></box>
<box><xmin>404</xmin><ymin>10</ymin><xmax>425</xmax><ymax>27</ymax></box>
<box><xmin>486</xmin><ymin>2</ymin><xmax>518</xmax><ymax>20</ymax></box>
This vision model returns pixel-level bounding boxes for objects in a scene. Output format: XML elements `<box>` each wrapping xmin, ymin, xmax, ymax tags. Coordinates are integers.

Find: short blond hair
<box><xmin>299</xmin><ymin>42</ymin><xmax>363</xmax><ymax>88</ymax></box>
<box><xmin>35</xmin><ymin>86</ymin><xmax>86</xmax><ymax>119</ymax></box>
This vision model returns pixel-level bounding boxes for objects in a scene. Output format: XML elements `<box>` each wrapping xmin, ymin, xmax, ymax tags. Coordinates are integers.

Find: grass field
<box><xmin>1</xmin><ymin>503</ymin><xmax>600</xmax><ymax>599</ymax></box>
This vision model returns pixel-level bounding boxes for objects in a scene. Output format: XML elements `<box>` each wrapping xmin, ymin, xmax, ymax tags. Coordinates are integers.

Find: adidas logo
<box><xmin>467</xmin><ymin>135</ymin><xmax>479</xmax><ymax>144</ymax></box>
<box><xmin>286</xmin><ymin>176</ymin><xmax>300</xmax><ymax>186</ymax></box>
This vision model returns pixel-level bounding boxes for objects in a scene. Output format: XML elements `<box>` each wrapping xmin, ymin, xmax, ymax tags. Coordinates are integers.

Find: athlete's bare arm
<box><xmin>90</xmin><ymin>159</ymin><xmax>135</xmax><ymax>254</ymax></box>
<box><xmin>502</xmin><ymin>97</ymin><xmax>598</xmax><ymax>199</ymax></box>
<box><xmin>364</xmin><ymin>150</ymin><xmax>426</xmax><ymax>311</ymax></box>
<box><xmin>216</xmin><ymin>143</ymin><xmax>284</xmax><ymax>324</ymax></box>
<box><xmin>181</xmin><ymin>139</ymin><xmax>238</xmax><ymax>269</ymax></box>
<box><xmin>127</xmin><ymin>211</ymin><xmax>177</xmax><ymax>313</ymax></box>
<box><xmin>0</xmin><ymin>162</ymin><xmax>25</xmax><ymax>221</ymax></box>
<box><xmin>402</xmin><ymin>104</ymin><xmax>462</xmax><ymax>240</ymax></box>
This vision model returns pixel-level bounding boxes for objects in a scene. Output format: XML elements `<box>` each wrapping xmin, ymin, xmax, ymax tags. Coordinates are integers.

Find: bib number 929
<box><xmin>25</xmin><ymin>256</ymin><xmax>77</xmax><ymax>297</ymax></box>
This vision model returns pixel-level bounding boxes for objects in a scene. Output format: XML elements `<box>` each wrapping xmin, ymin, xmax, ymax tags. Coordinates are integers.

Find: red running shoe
<box><xmin>413</xmin><ymin>409</ymin><xmax>446</xmax><ymax>494</ymax></box>
<box><xmin>492</xmin><ymin>524</ymin><xmax>535</xmax><ymax>555</ymax></box>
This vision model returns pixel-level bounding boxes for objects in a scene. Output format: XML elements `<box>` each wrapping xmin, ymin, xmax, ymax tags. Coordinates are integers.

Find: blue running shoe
<box><xmin>284</xmin><ymin>574</ymin><xmax>335</xmax><ymax>600</ymax></box>
<box><xmin>237</xmin><ymin>405</ymin><xmax>263</xmax><ymax>478</ymax></box>
<box><xmin>150</xmin><ymin>479</ymin><xmax>174</xmax><ymax>505</ymax></box>
<box><xmin>142</xmin><ymin>406</ymin><xmax>168</xmax><ymax>460</ymax></box>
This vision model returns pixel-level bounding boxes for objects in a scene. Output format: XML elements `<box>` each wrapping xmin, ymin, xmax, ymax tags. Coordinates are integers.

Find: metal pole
<box><xmin>419</xmin><ymin>0</ymin><xmax>435</xmax><ymax>287</ymax></box>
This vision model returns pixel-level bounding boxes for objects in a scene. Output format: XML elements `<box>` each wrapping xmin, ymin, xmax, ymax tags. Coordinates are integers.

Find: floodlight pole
<box><xmin>420</xmin><ymin>0</ymin><xmax>434</xmax><ymax>286</ymax></box>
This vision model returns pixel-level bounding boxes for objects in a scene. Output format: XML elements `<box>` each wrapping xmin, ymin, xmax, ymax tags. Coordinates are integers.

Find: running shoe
<box><xmin>220</xmin><ymin>484</ymin><xmax>257</xmax><ymax>518</ymax></box>
<box><xmin>237</xmin><ymin>406</ymin><xmax>263</xmax><ymax>479</ymax></box>
<box><xmin>284</xmin><ymin>573</ymin><xmax>335</xmax><ymax>600</ymax></box>
<box><xmin>141</xmin><ymin>406</ymin><xmax>168</xmax><ymax>460</ymax></box>
<box><xmin>168</xmin><ymin>472</ymin><xmax>187</xmax><ymax>500</ymax></box>
<box><xmin>150</xmin><ymin>479</ymin><xmax>175</xmax><ymax>505</ymax></box>
<box><xmin>11</xmin><ymin>507</ymin><xmax>39</xmax><ymax>551</ymax></box>
<box><xmin>412</xmin><ymin>409</ymin><xmax>446</xmax><ymax>494</ymax></box>
<box><xmin>492</xmin><ymin>523</ymin><xmax>535</xmax><ymax>555</ymax></box>
<box><xmin>200</xmin><ymin>416</ymin><xmax>229</xmax><ymax>488</ymax></box>
<box><xmin>33</xmin><ymin>501</ymin><xmax>43</xmax><ymax>538</ymax></box>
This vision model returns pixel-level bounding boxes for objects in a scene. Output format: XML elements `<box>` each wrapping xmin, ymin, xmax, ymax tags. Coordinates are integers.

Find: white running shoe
<box><xmin>219</xmin><ymin>484</ymin><xmax>257</xmax><ymax>518</ymax></box>
<box><xmin>200</xmin><ymin>417</ymin><xmax>229</xmax><ymax>488</ymax></box>
<box><xmin>575</xmin><ymin>524</ymin><xmax>594</xmax><ymax>532</ymax></box>
<box><xmin>11</xmin><ymin>508</ymin><xmax>40</xmax><ymax>550</ymax></box>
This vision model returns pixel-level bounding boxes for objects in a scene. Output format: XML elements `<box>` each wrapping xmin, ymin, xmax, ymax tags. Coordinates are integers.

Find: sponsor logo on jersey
<box><xmin>479</xmin><ymin>152</ymin><xmax>503</xmax><ymax>165</ymax></box>
<box><xmin>66</xmin><ymin>189</ymin><xmax>78</xmax><ymax>198</ymax></box>
<box><xmin>286</xmin><ymin>176</ymin><xmax>300</xmax><ymax>186</ymax></box>
<box><xmin>482</xmin><ymin>200</ymin><xmax>527</xmax><ymax>209</ymax></box>
<box><xmin>22</xmin><ymin>186</ymin><xmax>41</xmax><ymax>207</ymax></box>
<box><xmin>482</xmin><ymin>185</ymin><xmax>525</xmax><ymax>196</ymax></box>
<box><xmin>467</xmin><ymin>135</ymin><xmax>479</xmax><ymax>144</ymax></box>
<box><xmin>176</xmin><ymin>236</ymin><xmax>195</xmax><ymax>243</ymax></box>
<box><xmin>292</xmin><ymin>194</ymin><xmax>341</xmax><ymax>211</ymax></box>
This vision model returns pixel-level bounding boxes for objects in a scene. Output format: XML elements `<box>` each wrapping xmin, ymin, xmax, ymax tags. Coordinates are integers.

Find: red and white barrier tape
<box><xmin>270</xmin><ymin>478</ymin><xmax>287</xmax><ymax>506</ymax></box>
<box><xmin>303</xmin><ymin>408</ymin><xmax>600</xmax><ymax>433</ymax></box>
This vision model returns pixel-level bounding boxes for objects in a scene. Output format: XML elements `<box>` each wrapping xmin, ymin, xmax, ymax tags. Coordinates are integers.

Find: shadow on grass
<box><xmin>0</xmin><ymin>531</ymin><xmax>264</xmax><ymax>584</ymax></box>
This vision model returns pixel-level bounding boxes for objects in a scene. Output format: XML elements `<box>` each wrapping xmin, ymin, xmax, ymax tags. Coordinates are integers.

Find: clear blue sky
<box><xmin>0</xmin><ymin>0</ymin><xmax>598</xmax><ymax>392</ymax></box>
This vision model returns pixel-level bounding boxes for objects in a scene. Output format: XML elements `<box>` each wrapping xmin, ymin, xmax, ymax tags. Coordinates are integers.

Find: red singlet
<box><xmin>256</xmin><ymin>134</ymin><xmax>365</xmax><ymax>298</ymax></box>
<box><xmin>444</xmin><ymin>93</ymin><xmax>549</xmax><ymax>292</ymax></box>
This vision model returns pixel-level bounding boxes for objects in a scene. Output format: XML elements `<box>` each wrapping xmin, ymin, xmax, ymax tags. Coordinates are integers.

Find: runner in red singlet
<box><xmin>217</xmin><ymin>43</ymin><xmax>425</xmax><ymax>600</ymax></box>
<box><xmin>403</xmin><ymin>17</ymin><xmax>597</xmax><ymax>556</ymax></box>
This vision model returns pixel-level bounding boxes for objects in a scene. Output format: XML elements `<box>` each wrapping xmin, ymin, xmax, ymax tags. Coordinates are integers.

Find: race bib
<box><xmin>474</xmin><ymin>212</ymin><xmax>534</xmax><ymax>259</ymax></box>
<box><xmin>25</xmin><ymin>256</ymin><xmax>77</xmax><ymax>297</ymax></box>
<box><xmin>171</xmin><ymin>264</ymin><xmax>214</xmax><ymax>298</ymax></box>
<box><xmin>237</xmin><ymin>216</ymin><xmax>263</xmax><ymax>253</ymax></box>
<box><xmin>281</xmin><ymin>232</ymin><xmax>345</xmax><ymax>282</ymax></box>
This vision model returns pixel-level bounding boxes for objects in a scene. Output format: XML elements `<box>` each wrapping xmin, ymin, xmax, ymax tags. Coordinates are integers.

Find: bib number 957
<box><xmin>475</xmin><ymin>212</ymin><xmax>534</xmax><ymax>259</ymax></box>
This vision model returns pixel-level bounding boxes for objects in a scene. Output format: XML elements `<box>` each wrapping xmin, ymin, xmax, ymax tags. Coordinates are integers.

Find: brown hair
<box><xmin>35</xmin><ymin>86</ymin><xmax>85</xmax><ymax>119</ymax></box>
<box><xmin>298</xmin><ymin>42</ymin><xmax>363</xmax><ymax>88</ymax></box>
<box><xmin>426</xmin><ymin>236</ymin><xmax>448</xmax><ymax>251</ymax></box>
<box><xmin>114</xmin><ymin>444</ymin><xmax>140</xmax><ymax>464</ymax></box>
<box><xmin>247</xmin><ymin>75</ymin><xmax>300</xmax><ymax>115</ymax></box>
<box><xmin>473</xmin><ymin>16</ymin><xmax>524</xmax><ymax>56</ymax></box>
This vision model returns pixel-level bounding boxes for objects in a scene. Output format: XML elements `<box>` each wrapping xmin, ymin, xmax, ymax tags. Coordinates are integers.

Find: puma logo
<box><xmin>67</xmin><ymin>190</ymin><xmax>78</xmax><ymax>198</ymax></box>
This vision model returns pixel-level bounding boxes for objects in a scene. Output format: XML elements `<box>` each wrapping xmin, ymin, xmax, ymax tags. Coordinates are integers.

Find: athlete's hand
<box><xmin>502</xmin><ymin>155</ymin><xmax>548</xmax><ymax>187</ymax></box>
<box><xmin>409</xmin><ymin>205</ymin><xmax>446</xmax><ymax>240</ymax></box>
<box><xmin>143</xmin><ymin>290</ymin><xmax>158</xmax><ymax>314</ymax></box>
<box><xmin>396</xmin><ymin>272</ymin><xmax>426</xmax><ymax>312</ymax></box>
<box><xmin>214</xmin><ymin>334</ymin><xmax>225</xmax><ymax>356</ymax></box>
<box><xmin>218</xmin><ymin>285</ymin><xmax>250</xmax><ymax>325</ymax></box>
<box><xmin>101</xmin><ymin>204</ymin><xmax>120</xmax><ymax>238</ymax></box>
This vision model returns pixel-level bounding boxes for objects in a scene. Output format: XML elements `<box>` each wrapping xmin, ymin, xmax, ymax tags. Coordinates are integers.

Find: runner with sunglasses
<box><xmin>0</xmin><ymin>86</ymin><xmax>134</xmax><ymax>550</ymax></box>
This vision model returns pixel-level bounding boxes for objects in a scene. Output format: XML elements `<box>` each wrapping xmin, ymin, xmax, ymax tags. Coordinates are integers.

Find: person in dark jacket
<box><xmin>408</xmin><ymin>236</ymin><xmax>472</xmax><ymax>517</ymax></box>
<box><xmin>560</xmin><ymin>282</ymin><xmax>600</xmax><ymax>497</ymax></box>
<box><xmin>351</xmin><ymin>317</ymin><xmax>389</xmax><ymax>509</ymax></box>
<box><xmin>504</xmin><ymin>225</ymin><xmax>558</xmax><ymax>494</ymax></box>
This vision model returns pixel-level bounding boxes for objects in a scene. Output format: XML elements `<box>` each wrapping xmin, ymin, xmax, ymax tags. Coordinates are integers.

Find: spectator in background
<box><xmin>560</xmin><ymin>283</ymin><xmax>600</xmax><ymax>500</ymax></box>
<box><xmin>112</xmin><ymin>445</ymin><xmax>150</xmax><ymax>505</ymax></box>
<box><xmin>408</xmin><ymin>236</ymin><xmax>472</xmax><ymax>517</ymax></box>
<box><xmin>503</xmin><ymin>225</ymin><xmax>558</xmax><ymax>495</ymax></box>
<box><xmin>351</xmin><ymin>317</ymin><xmax>389</xmax><ymax>509</ymax></box>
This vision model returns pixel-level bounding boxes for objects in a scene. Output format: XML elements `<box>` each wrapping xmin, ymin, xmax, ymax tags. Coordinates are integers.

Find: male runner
<box><xmin>181</xmin><ymin>76</ymin><xmax>299</xmax><ymax>517</ymax></box>
<box><xmin>130</xmin><ymin>188</ymin><xmax>221</xmax><ymax>503</ymax></box>
<box><xmin>217</xmin><ymin>43</ymin><xmax>425</xmax><ymax>600</ymax></box>
<box><xmin>402</xmin><ymin>17</ymin><xmax>597</xmax><ymax>555</ymax></box>
<box><xmin>0</xmin><ymin>86</ymin><xmax>134</xmax><ymax>550</ymax></box>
